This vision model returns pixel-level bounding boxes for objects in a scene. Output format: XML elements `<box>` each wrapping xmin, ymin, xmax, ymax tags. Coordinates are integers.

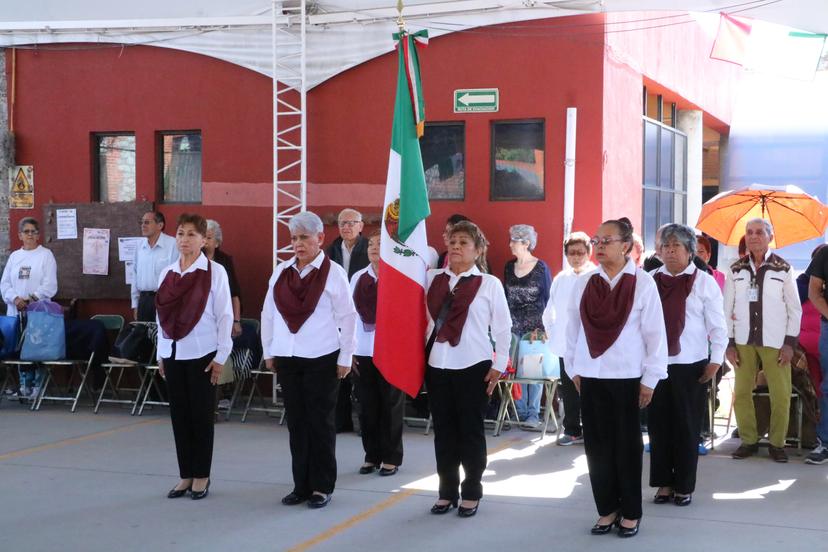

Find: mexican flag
<box><xmin>374</xmin><ymin>29</ymin><xmax>430</xmax><ymax>398</ymax></box>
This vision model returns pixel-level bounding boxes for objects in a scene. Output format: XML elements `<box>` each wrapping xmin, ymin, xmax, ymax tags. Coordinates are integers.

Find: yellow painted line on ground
<box><xmin>288</xmin><ymin>435</ymin><xmax>525</xmax><ymax>551</ymax></box>
<box><xmin>0</xmin><ymin>418</ymin><xmax>163</xmax><ymax>462</ymax></box>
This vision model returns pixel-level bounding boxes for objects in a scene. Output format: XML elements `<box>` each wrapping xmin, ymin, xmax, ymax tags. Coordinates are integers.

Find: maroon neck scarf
<box><xmin>579</xmin><ymin>271</ymin><xmax>637</xmax><ymax>358</ymax></box>
<box><xmin>274</xmin><ymin>255</ymin><xmax>331</xmax><ymax>334</ymax></box>
<box><xmin>654</xmin><ymin>269</ymin><xmax>697</xmax><ymax>356</ymax></box>
<box><xmin>156</xmin><ymin>259</ymin><xmax>212</xmax><ymax>341</ymax></box>
<box><xmin>353</xmin><ymin>269</ymin><xmax>378</xmax><ymax>330</ymax></box>
<box><xmin>426</xmin><ymin>272</ymin><xmax>483</xmax><ymax>346</ymax></box>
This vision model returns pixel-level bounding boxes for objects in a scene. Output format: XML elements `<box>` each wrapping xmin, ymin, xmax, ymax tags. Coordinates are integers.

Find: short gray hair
<box><xmin>18</xmin><ymin>217</ymin><xmax>39</xmax><ymax>233</ymax></box>
<box><xmin>206</xmin><ymin>219</ymin><xmax>223</xmax><ymax>246</ymax></box>
<box><xmin>509</xmin><ymin>224</ymin><xmax>538</xmax><ymax>251</ymax></box>
<box><xmin>659</xmin><ymin>223</ymin><xmax>697</xmax><ymax>254</ymax></box>
<box><xmin>746</xmin><ymin>217</ymin><xmax>773</xmax><ymax>236</ymax></box>
<box><xmin>289</xmin><ymin>211</ymin><xmax>324</xmax><ymax>235</ymax></box>
<box><xmin>337</xmin><ymin>208</ymin><xmax>362</xmax><ymax>222</ymax></box>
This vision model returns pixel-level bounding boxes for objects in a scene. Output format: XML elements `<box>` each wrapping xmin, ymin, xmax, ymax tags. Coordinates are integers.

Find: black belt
<box><xmin>139</xmin><ymin>291</ymin><xmax>157</xmax><ymax>297</ymax></box>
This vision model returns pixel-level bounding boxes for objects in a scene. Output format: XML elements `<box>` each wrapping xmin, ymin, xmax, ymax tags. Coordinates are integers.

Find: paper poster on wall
<box><xmin>9</xmin><ymin>166</ymin><xmax>34</xmax><ymax>209</ymax></box>
<box><xmin>118</xmin><ymin>237</ymin><xmax>144</xmax><ymax>262</ymax></box>
<box><xmin>56</xmin><ymin>208</ymin><xmax>78</xmax><ymax>239</ymax></box>
<box><xmin>82</xmin><ymin>228</ymin><xmax>110</xmax><ymax>276</ymax></box>
<box><xmin>124</xmin><ymin>261</ymin><xmax>134</xmax><ymax>285</ymax></box>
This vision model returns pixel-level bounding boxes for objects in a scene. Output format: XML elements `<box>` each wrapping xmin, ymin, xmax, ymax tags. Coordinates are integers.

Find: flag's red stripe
<box><xmin>374</xmin><ymin>259</ymin><xmax>426</xmax><ymax>398</ymax></box>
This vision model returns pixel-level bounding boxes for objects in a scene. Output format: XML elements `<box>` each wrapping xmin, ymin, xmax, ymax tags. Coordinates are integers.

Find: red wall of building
<box><xmin>5</xmin><ymin>46</ymin><xmax>274</xmax><ymax>318</ymax></box>
<box><xmin>310</xmin><ymin>15</ymin><xmax>608</xmax><ymax>276</ymax></box>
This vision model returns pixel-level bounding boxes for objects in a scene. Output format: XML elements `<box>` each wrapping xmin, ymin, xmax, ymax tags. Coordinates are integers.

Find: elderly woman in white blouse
<box><xmin>1</xmin><ymin>217</ymin><xmax>58</xmax><ymax>400</ymax></box>
<box><xmin>426</xmin><ymin>221</ymin><xmax>512</xmax><ymax>519</ymax></box>
<box><xmin>566</xmin><ymin>217</ymin><xmax>667</xmax><ymax>538</ymax></box>
<box><xmin>156</xmin><ymin>213</ymin><xmax>234</xmax><ymax>501</ymax></box>
<box><xmin>261</xmin><ymin>211</ymin><xmax>358</xmax><ymax>510</ymax></box>
<box><xmin>648</xmin><ymin>224</ymin><xmax>727</xmax><ymax>507</ymax></box>
<box><xmin>542</xmin><ymin>231</ymin><xmax>595</xmax><ymax>445</ymax></box>
<box><xmin>351</xmin><ymin>230</ymin><xmax>405</xmax><ymax>476</ymax></box>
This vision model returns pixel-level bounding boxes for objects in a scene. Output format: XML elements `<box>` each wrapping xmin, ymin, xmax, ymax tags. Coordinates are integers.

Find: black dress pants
<box><xmin>353</xmin><ymin>355</ymin><xmax>404</xmax><ymax>466</ymax></box>
<box><xmin>335</xmin><ymin>377</ymin><xmax>354</xmax><ymax>432</ymax></box>
<box><xmin>580</xmin><ymin>377</ymin><xmax>643</xmax><ymax>520</ymax></box>
<box><xmin>426</xmin><ymin>361</ymin><xmax>491</xmax><ymax>501</ymax></box>
<box><xmin>648</xmin><ymin>360</ymin><xmax>707</xmax><ymax>494</ymax></box>
<box><xmin>137</xmin><ymin>292</ymin><xmax>157</xmax><ymax>322</ymax></box>
<box><xmin>278</xmin><ymin>351</ymin><xmax>340</xmax><ymax>496</ymax></box>
<box><xmin>558</xmin><ymin>359</ymin><xmax>582</xmax><ymax>437</ymax></box>
<box><xmin>165</xmin><ymin>349</ymin><xmax>217</xmax><ymax>479</ymax></box>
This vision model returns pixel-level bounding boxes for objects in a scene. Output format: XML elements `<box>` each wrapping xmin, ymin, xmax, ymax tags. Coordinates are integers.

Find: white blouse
<box><xmin>426</xmin><ymin>265</ymin><xmax>513</xmax><ymax>373</ymax></box>
<box><xmin>155</xmin><ymin>253</ymin><xmax>234</xmax><ymax>365</ymax></box>
<box><xmin>542</xmin><ymin>262</ymin><xmax>596</xmax><ymax>358</ymax></box>
<box><xmin>261</xmin><ymin>251</ymin><xmax>358</xmax><ymax>367</ymax></box>
<box><xmin>0</xmin><ymin>246</ymin><xmax>58</xmax><ymax>316</ymax></box>
<box><xmin>565</xmin><ymin>258</ymin><xmax>668</xmax><ymax>389</ymax></box>
<box><xmin>652</xmin><ymin>264</ymin><xmax>729</xmax><ymax>365</ymax></box>
<box><xmin>349</xmin><ymin>264</ymin><xmax>377</xmax><ymax>357</ymax></box>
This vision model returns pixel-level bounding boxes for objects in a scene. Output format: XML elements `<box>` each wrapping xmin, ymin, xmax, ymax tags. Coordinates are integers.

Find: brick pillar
<box><xmin>0</xmin><ymin>48</ymin><xmax>11</xmax><ymax>270</ymax></box>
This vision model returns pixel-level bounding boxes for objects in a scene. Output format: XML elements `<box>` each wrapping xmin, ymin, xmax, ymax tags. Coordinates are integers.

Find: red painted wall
<box><xmin>5</xmin><ymin>46</ymin><xmax>274</xmax><ymax>318</ymax></box>
<box><xmin>310</xmin><ymin>15</ymin><xmax>608</xmax><ymax>276</ymax></box>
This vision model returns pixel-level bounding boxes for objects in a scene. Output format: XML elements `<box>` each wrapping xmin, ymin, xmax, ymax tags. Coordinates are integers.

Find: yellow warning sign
<box><xmin>9</xmin><ymin>165</ymin><xmax>34</xmax><ymax>209</ymax></box>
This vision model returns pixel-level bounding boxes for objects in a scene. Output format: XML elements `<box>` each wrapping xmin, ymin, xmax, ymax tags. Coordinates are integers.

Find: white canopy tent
<box><xmin>1</xmin><ymin>0</ymin><xmax>826</xmax><ymax>260</ymax></box>
<box><xmin>1</xmin><ymin>1</ymin><xmax>826</xmax><ymax>88</ymax></box>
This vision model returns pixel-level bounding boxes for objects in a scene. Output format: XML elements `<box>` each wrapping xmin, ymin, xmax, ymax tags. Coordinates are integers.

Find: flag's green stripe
<box><xmin>392</xmin><ymin>35</ymin><xmax>430</xmax><ymax>243</ymax></box>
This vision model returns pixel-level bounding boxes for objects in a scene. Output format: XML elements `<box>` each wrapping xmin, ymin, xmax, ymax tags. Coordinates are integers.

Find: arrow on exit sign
<box><xmin>454</xmin><ymin>89</ymin><xmax>499</xmax><ymax>112</ymax></box>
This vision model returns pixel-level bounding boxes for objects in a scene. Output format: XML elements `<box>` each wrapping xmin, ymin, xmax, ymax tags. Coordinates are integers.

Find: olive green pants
<box><xmin>733</xmin><ymin>345</ymin><xmax>792</xmax><ymax>448</ymax></box>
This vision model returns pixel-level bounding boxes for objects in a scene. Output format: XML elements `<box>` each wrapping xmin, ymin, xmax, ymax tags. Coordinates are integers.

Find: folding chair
<box><xmin>136</xmin><ymin>363</ymin><xmax>169</xmax><ymax>415</ymax></box>
<box><xmin>494</xmin><ymin>332</ymin><xmax>560</xmax><ymax>438</ymax></box>
<box><xmin>35</xmin><ymin>352</ymin><xmax>97</xmax><ymax>412</ymax></box>
<box><xmin>752</xmin><ymin>384</ymin><xmax>805</xmax><ymax>454</ymax></box>
<box><xmin>0</xmin><ymin>360</ymin><xmax>33</xmax><ymax>407</ymax></box>
<box><xmin>94</xmin><ymin>319</ymin><xmax>153</xmax><ymax>414</ymax></box>
<box><xmin>240</xmin><ymin>359</ymin><xmax>285</xmax><ymax>423</ymax></box>
<box><xmin>217</xmin><ymin>318</ymin><xmax>260</xmax><ymax>421</ymax></box>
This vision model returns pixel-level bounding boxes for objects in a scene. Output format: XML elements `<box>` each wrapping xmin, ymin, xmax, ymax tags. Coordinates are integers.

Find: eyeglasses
<box><xmin>21</xmin><ymin>230</ymin><xmax>39</xmax><ymax>235</ymax></box>
<box><xmin>140</xmin><ymin>220</ymin><xmax>155</xmax><ymax>225</ymax></box>
<box><xmin>590</xmin><ymin>236</ymin><xmax>624</xmax><ymax>246</ymax></box>
<box><xmin>338</xmin><ymin>220</ymin><xmax>362</xmax><ymax>228</ymax></box>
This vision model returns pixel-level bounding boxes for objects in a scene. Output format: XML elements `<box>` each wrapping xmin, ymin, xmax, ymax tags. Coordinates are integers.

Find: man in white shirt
<box><xmin>131</xmin><ymin>211</ymin><xmax>177</xmax><ymax>321</ymax></box>
<box><xmin>725</xmin><ymin>218</ymin><xmax>801</xmax><ymax>463</ymax></box>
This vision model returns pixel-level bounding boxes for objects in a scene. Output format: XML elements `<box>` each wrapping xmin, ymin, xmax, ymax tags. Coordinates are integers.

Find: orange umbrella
<box><xmin>696</xmin><ymin>184</ymin><xmax>828</xmax><ymax>249</ymax></box>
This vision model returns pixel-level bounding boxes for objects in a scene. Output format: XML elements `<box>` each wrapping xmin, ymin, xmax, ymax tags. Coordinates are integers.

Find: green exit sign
<box><xmin>453</xmin><ymin>88</ymin><xmax>499</xmax><ymax>113</ymax></box>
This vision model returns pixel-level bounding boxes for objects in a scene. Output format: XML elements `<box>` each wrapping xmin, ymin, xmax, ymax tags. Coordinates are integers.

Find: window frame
<box><xmin>489</xmin><ymin>118</ymin><xmax>546</xmax><ymax>202</ymax></box>
<box><xmin>92</xmin><ymin>131</ymin><xmax>137</xmax><ymax>203</ymax></box>
<box><xmin>157</xmin><ymin>129</ymin><xmax>203</xmax><ymax>205</ymax></box>
<box><xmin>421</xmin><ymin>121</ymin><xmax>466</xmax><ymax>201</ymax></box>
<box><xmin>641</xmin><ymin>116</ymin><xmax>688</xmax><ymax>250</ymax></box>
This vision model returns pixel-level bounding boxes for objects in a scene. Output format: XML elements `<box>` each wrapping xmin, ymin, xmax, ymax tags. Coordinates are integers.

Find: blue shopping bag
<box><xmin>516</xmin><ymin>337</ymin><xmax>559</xmax><ymax>379</ymax></box>
<box><xmin>20</xmin><ymin>310</ymin><xmax>66</xmax><ymax>361</ymax></box>
<box><xmin>0</xmin><ymin>315</ymin><xmax>20</xmax><ymax>359</ymax></box>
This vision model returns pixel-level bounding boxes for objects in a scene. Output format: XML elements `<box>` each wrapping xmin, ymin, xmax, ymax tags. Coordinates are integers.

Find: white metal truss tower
<box><xmin>272</xmin><ymin>0</ymin><xmax>307</xmax><ymax>265</ymax></box>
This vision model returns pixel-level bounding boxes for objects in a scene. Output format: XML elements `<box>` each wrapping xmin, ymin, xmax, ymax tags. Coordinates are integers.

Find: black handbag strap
<box><xmin>425</xmin><ymin>275</ymin><xmax>473</xmax><ymax>361</ymax></box>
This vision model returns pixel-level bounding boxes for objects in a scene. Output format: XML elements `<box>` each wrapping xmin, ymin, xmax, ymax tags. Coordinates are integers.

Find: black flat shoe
<box><xmin>430</xmin><ymin>499</ymin><xmax>457</xmax><ymax>515</ymax></box>
<box><xmin>359</xmin><ymin>464</ymin><xmax>377</xmax><ymax>475</ymax></box>
<box><xmin>590</xmin><ymin>514</ymin><xmax>620</xmax><ymax>535</ymax></box>
<box><xmin>458</xmin><ymin>501</ymin><xmax>479</xmax><ymax>518</ymax></box>
<box><xmin>653</xmin><ymin>492</ymin><xmax>673</xmax><ymax>504</ymax></box>
<box><xmin>308</xmin><ymin>493</ymin><xmax>331</xmax><ymax>509</ymax></box>
<box><xmin>618</xmin><ymin>518</ymin><xmax>641</xmax><ymax>538</ymax></box>
<box><xmin>190</xmin><ymin>480</ymin><xmax>210</xmax><ymax>500</ymax></box>
<box><xmin>281</xmin><ymin>492</ymin><xmax>309</xmax><ymax>506</ymax></box>
<box><xmin>674</xmin><ymin>494</ymin><xmax>692</xmax><ymax>506</ymax></box>
<box><xmin>167</xmin><ymin>485</ymin><xmax>191</xmax><ymax>499</ymax></box>
<box><xmin>378</xmin><ymin>466</ymin><xmax>398</xmax><ymax>477</ymax></box>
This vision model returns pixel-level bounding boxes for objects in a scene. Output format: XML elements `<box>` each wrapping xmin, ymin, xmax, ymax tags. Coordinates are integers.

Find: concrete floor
<box><xmin>1</xmin><ymin>400</ymin><xmax>827</xmax><ymax>552</ymax></box>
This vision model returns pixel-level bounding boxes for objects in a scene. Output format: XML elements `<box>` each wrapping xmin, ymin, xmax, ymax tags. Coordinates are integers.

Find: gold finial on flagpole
<box><xmin>396</xmin><ymin>0</ymin><xmax>406</xmax><ymax>32</ymax></box>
